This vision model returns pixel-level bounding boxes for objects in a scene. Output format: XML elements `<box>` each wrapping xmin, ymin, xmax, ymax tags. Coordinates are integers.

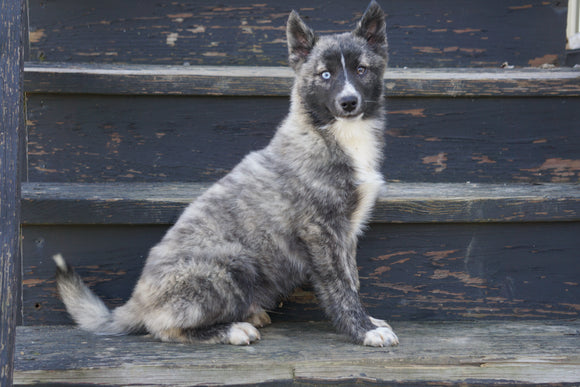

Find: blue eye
<box><xmin>321</xmin><ymin>71</ymin><xmax>331</xmax><ymax>80</ymax></box>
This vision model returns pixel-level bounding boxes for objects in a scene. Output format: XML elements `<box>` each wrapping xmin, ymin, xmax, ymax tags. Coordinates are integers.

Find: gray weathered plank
<box><xmin>14</xmin><ymin>321</ymin><xmax>580</xmax><ymax>385</ymax></box>
<box><xmin>24</xmin><ymin>63</ymin><xmax>580</xmax><ymax>97</ymax></box>
<box><xmin>0</xmin><ymin>0</ymin><xmax>25</xmax><ymax>384</ymax></box>
<box><xmin>21</xmin><ymin>182</ymin><xmax>580</xmax><ymax>225</ymax></box>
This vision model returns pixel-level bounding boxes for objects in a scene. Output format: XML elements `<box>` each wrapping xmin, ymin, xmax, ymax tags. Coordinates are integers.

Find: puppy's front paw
<box><xmin>363</xmin><ymin>326</ymin><xmax>399</xmax><ymax>347</ymax></box>
<box><xmin>227</xmin><ymin>322</ymin><xmax>261</xmax><ymax>345</ymax></box>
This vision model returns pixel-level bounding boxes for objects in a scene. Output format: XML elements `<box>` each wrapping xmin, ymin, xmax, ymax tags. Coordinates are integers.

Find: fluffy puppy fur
<box><xmin>54</xmin><ymin>1</ymin><xmax>398</xmax><ymax>347</ymax></box>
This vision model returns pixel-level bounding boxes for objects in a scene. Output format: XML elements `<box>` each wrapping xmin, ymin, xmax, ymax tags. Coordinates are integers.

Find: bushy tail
<box><xmin>53</xmin><ymin>254</ymin><xmax>139</xmax><ymax>335</ymax></box>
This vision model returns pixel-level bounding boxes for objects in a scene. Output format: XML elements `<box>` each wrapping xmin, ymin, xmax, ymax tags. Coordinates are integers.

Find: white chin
<box><xmin>336</xmin><ymin>113</ymin><xmax>364</xmax><ymax>121</ymax></box>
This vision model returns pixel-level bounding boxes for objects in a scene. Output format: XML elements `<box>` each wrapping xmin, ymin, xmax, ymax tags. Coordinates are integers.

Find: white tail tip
<box><xmin>53</xmin><ymin>254</ymin><xmax>67</xmax><ymax>270</ymax></box>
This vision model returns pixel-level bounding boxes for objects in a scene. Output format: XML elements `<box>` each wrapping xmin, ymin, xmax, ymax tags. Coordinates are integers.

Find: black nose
<box><xmin>339</xmin><ymin>95</ymin><xmax>359</xmax><ymax>112</ymax></box>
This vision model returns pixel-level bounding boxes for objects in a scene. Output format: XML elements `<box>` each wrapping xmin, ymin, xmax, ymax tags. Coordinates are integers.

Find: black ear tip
<box><xmin>287</xmin><ymin>10</ymin><xmax>301</xmax><ymax>25</ymax></box>
<box><xmin>365</xmin><ymin>1</ymin><xmax>385</xmax><ymax>17</ymax></box>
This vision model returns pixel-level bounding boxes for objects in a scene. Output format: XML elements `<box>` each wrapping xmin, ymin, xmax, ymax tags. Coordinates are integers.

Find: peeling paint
<box><xmin>424</xmin><ymin>250</ymin><xmax>460</xmax><ymax>260</ymax></box>
<box><xmin>509</xmin><ymin>4</ymin><xmax>533</xmax><ymax>10</ymax></box>
<box><xmin>453</xmin><ymin>28</ymin><xmax>481</xmax><ymax>34</ymax></box>
<box><xmin>187</xmin><ymin>26</ymin><xmax>206</xmax><ymax>34</ymax></box>
<box><xmin>388</xmin><ymin>108</ymin><xmax>426</xmax><ymax>117</ymax></box>
<box><xmin>528</xmin><ymin>54</ymin><xmax>559</xmax><ymax>67</ymax></box>
<box><xmin>430</xmin><ymin>269</ymin><xmax>486</xmax><ymax>287</ymax></box>
<box><xmin>523</xmin><ymin>158</ymin><xmax>580</xmax><ymax>182</ymax></box>
<box><xmin>374</xmin><ymin>250</ymin><xmax>417</xmax><ymax>261</ymax></box>
<box><xmin>29</xmin><ymin>29</ymin><xmax>45</xmax><ymax>43</ymax></box>
<box><xmin>166</xmin><ymin>32</ymin><xmax>179</xmax><ymax>46</ymax></box>
<box><xmin>422</xmin><ymin>152</ymin><xmax>448</xmax><ymax>173</ymax></box>
<box><xmin>472</xmin><ymin>154</ymin><xmax>496</xmax><ymax>164</ymax></box>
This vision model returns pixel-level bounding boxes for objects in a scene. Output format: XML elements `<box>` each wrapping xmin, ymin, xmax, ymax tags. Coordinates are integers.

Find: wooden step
<box><xmin>26</xmin><ymin>0</ymin><xmax>568</xmax><ymax>69</ymax></box>
<box><xmin>20</xmin><ymin>182</ymin><xmax>580</xmax><ymax>325</ymax></box>
<box><xmin>21</xmin><ymin>182</ymin><xmax>580</xmax><ymax>225</ymax></box>
<box><xmin>23</xmin><ymin>64</ymin><xmax>580</xmax><ymax>184</ymax></box>
<box><xmin>14</xmin><ymin>320</ymin><xmax>580</xmax><ymax>386</ymax></box>
<box><xmin>24</xmin><ymin>63</ymin><xmax>580</xmax><ymax>97</ymax></box>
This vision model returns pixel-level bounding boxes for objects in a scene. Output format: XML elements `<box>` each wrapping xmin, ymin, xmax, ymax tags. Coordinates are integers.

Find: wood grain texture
<box><xmin>21</xmin><ymin>222</ymin><xmax>580</xmax><ymax>325</ymax></box>
<box><xmin>26</xmin><ymin>0</ymin><xmax>568</xmax><ymax>68</ymax></box>
<box><xmin>0</xmin><ymin>0</ymin><xmax>25</xmax><ymax>384</ymax></box>
<box><xmin>20</xmin><ymin>182</ymin><xmax>580</xmax><ymax>225</ymax></box>
<box><xmin>14</xmin><ymin>321</ymin><xmax>580</xmax><ymax>385</ymax></box>
<box><xmin>25</xmin><ymin>95</ymin><xmax>580</xmax><ymax>184</ymax></box>
<box><xmin>23</xmin><ymin>64</ymin><xmax>580</xmax><ymax>97</ymax></box>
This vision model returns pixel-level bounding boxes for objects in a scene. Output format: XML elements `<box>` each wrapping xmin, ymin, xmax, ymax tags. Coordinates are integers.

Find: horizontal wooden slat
<box><xmin>26</xmin><ymin>0</ymin><xmax>568</xmax><ymax>68</ymax></box>
<box><xmin>21</xmin><ymin>182</ymin><xmax>580</xmax><ymax>225</ymax></box>
<box><xmin>14</xmin><ymin>321</ymin><xmax>580</xmax><ymax>385</ymax></box>
<box><xmin>22</xmin><ymin>222</ymin><xmax>580</xmax><ymax>324</ymax></box>
<box><xmin>25</xmin><ymin>94</ymin><xmax>580</xmax><ymax>184</ymax></box>
<box><xmin>24</xmin><ymin>63</ymin><xmax>580</xmax><ymax>97</ymax></box>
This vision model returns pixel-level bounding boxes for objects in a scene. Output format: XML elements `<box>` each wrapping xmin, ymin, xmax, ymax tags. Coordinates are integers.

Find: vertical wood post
<box><xmin>1</xmin><ymin>0</ymin><xmax>25</xmax><ymax>384</ymax></box>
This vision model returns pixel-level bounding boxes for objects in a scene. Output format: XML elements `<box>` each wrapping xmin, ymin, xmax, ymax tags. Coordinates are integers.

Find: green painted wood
<box><xmin>24</xmin><ymin>64</ymin><xmax>580</xmax><ymax>97</ymax></box>
<box><xmin>14</xmin><ymin>321</ymin><xmax>580</xmax><ymax>385</ymax></box>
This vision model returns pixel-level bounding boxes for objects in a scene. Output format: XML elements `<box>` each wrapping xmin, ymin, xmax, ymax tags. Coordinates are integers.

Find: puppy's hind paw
<box><xmin>363</xmin><ymin>326</ymin><xmax>399</xmax><ymax>347</ymax></box>
<box><xmin>227</xmin><ymin>322</ymin><xmax>261</xmax><ymax>345</ymax></box>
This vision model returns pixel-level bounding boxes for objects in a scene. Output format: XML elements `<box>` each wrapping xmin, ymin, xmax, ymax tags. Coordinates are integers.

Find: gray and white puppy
<box><xmin>54</xmin><ymin>1</ymin><xmax>398</xmax><ymax>347</ymax></box>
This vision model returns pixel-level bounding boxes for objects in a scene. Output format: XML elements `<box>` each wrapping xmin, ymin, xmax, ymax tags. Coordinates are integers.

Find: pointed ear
<box><xmin>354</xmin><ymin>1</ymin><xmax>388</xmax><ymax>58</ymax></box>
<box><xmin>287</xmin><ymin>10</ymin><xmax>317</xmax><ymax>71</ymax></box>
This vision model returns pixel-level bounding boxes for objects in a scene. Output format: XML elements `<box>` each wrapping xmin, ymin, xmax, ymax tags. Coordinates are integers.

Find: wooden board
<box><xmin>25</xmin><ymin>95</ymin><xmax>580</xmax><ymax>184</ymax></box>
<box><xmin>21</xmin><ymin>222</ymin><xmax>580</xmax><ymax>325</ymax></box>
<box><xmin>0</xmin><ymin>0</ymin><xmax>26</xmax><ymax>384</ymax></box>
<box><xmin>23</xmin><ymin>64</ymin><xmax>580</xmax><ymax>97</ymax></box>
<box><xmin>26</xmin><ymin>0</ymin><xmax>568</xmax><ymax>68</ymax></box>
<box><xmin>20</xmin><ymin>182</ymin><xmax>580</xmax><ymax>225</ymax></box>
<box><xmin>14</xmin><ymin>321</ymin><xmax>580</xmax><ymax>385</ymax></box>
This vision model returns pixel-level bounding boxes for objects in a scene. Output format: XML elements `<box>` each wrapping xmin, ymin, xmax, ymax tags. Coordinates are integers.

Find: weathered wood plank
<box><xmin>14</xmin><ymin>321</ymin><xmax>580</xmax><ymax>385</ymax></box>
<box><xmin>25</xmin><ymin>95</ymin><xmax>580</xmax><ymax>184</ymax></box>
<box><xmin>21</xmin><ymin>222</ymin><xmax>580</xmax><ymax>324</ymax></box>
<box><xmin>27</xmin><ymin>0</ymin><xmax>568</xmax><ymax>68</ymax></box>
<box><xmin>0</xmin><ymin>0</ymin><xmax>25</xmax><ymax>384</ymax></box>
<box><xmin>20</xmin><ymin>182</ymin><xmax>580</xmax><ymax>225</ymax></box>
<box><xmin>23</xmin><ymin>64</ymin><xmax>580</xmax><ymax>97</ymax></box>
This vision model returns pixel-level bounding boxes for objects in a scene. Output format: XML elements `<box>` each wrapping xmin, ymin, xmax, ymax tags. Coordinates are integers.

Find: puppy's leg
<box><xmin>303</xmin><ymin>228</ymin><xmax>398</xmax><ymax>347</ymax></box>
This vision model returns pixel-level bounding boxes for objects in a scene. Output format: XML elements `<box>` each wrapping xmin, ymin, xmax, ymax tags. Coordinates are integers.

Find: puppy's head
<box><xmin>287</xmin><ymin>1</ymin><xmax>388</xmax><ymax>126</ymax></box>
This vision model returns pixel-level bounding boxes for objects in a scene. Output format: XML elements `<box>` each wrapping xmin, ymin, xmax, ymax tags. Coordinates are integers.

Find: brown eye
<box><xmin>356</xmin><ymin>66</ymin><xmax>367</xmax><ymax>76</ymax></box>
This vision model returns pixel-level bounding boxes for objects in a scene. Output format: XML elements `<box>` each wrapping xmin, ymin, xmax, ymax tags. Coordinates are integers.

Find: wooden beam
<box><xmin>14</xmin><ymin>321</ymin><xmax>580</xmax><ymax>385</ymax></box>
<box><xmin>21</xmin><ymin>182</ymin><xmax>580</xmax><ymax>225</ymax></box>
<box><xmin>24</xmin><ymin>63</ymin><xmax>580</xmax><ymax>97</ymax></box>
<box><xmin>0</xmin><ymin>0</ymin><xmax>25</xmax><ymax>384</ymax></box>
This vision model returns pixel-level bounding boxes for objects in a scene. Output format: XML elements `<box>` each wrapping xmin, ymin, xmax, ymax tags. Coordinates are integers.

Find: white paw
<box><xmin>369</xmin><ymin>316</ymin><xmax>392</xmax><ymax>329</ymax></box>
<box><xmin>227</xmin><ymin>322</ymin><xmax>261</xmax><ymax>345</ymax></box>
<box><xmin>363</xmin><ymin>326</ymin><xmax>399</xmax><ymax>347</ymax></box>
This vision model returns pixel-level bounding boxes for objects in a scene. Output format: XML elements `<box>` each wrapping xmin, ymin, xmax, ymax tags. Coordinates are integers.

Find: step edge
<box><xmin>21</xmin><ymin>182</ymin><xmax>580</xmax><ymax>225</ymax></box>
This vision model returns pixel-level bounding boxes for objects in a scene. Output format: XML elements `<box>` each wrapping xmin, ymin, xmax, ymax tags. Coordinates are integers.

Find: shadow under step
<box><xmin>14</xmin><ymin>320</ymin><xmax>580</xmax><ymax>386</ymax></box>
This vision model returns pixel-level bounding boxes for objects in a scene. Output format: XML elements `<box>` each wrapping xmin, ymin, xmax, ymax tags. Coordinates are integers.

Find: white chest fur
<box><xmin>330</xmin><ymin>118</ymin><xmax>384</xmax><ymax>236</ymax></box>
